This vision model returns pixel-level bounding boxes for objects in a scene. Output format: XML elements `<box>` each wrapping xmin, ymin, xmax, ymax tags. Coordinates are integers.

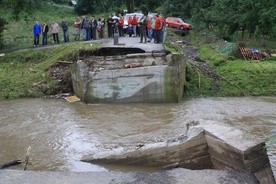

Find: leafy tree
<box><xmin>75</xmin><ymin>0</ymin><xmax>126</xmax><ymax>15</ymax></box>
<box><xmin>74</xmin><ymin>0</ymin><xmax>163</xmax><ymax>15</ymax></box>
<box><xmin>164</xmin><ymin>0</ymin><xmax>276</xmax><ymax>38</ymax></box>
<box><xmin>75</xmin><ymin>0</ymin><xmax>98</xmax><ymax>15</ymax></box>
<box><xmin>0</xmin><ymin>18</ymin><xmax>6</xmax><ymax>49</ymax></box>
<box><xmin>164</xmin><ymin>0</ymin><xmax>191</xmax><ymax>19</ymax></box>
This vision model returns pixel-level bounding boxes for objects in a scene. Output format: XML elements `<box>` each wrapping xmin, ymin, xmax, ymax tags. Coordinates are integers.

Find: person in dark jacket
<box><xmin>33</xmin><ymin>21</ymin><xmax>42</xmax><ymax>47</ymax></box>
<box><xmin>61</xmin><ymin>18</ymin><xmax>69</xmax><ymax>42</ymax></box>
<box><xmin>42</xmin><ymin>22</ymin><xmax>49</xmax><ymax>45</ymax></box>
<box><xmin>90</xmin><ymin>16</ymin><xmax>98</xmax><ymax>40</ymax></box>
<box><xmin>83</xmin><ymin>16</ymin><xmax>91</xmax><ymax>41</ymax></box>
<box><xmin>139</xmin><ymin>15</ymin><xmax>147</xmax><ymax>43</ymax></box>
<box><xmin>80</xmin><ymin>16</ymin><xmax>86</xmax><ymax>41</ymax></box>
<box><xmin>107</xmin><ymin>15</ymin><xmax>113</xmax><ymax>38</ymax></box>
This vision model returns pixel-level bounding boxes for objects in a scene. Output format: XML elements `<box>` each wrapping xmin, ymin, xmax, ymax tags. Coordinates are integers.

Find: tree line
<box><xmin>0</xmin><ymin>0</ymin><xmax>275</xmax><ymax>48</ymax></box>
<box><xmin>74</xmin><ymin>0</ymin><xmax>275</xmax><ymax>39</ymax></box>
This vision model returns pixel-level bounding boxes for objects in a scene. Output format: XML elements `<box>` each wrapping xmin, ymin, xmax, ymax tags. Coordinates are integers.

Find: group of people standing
<box><xmin>32</xmin><ymin>13</ymin><xmax>166</xmax><ymax>47</ymax></box>
<box><xmin>107</xmin><ymin>14</ymin><xmax>125</xmax><ymax>38</ymax></box>
<box><xmin>33</xmin><ymin>18</ymin><xmax>70</xmax><ymax>47</ymax></box>
<box><xmin>136</xmin><ymin>14</ymin><xmax>165</xmax><ymax>44</ymax></box>
<box><xmin>80</xmin><ymin>16</ymin><xmax>106</xmax><ymax>41</ymax></box>
<box><xmin>109</xmin><ymin>13</ymin><xmax>166</xmax><ymax>44</ymax></box>
<box><xmin>32</xmin><ymin>16</ymin><xmax>106</xmax><ymax>47</ymax></box>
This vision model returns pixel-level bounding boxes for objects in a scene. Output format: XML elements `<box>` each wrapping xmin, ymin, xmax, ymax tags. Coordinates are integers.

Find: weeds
<box><xmin>0</xmin><ymin>43</ymin><xmax>99</xmax><ymax>99</ymax></box>
<box><xmin>186</xmin><ymin>30</ymin><xmax>276</xmax><ymax>97</ymax></box>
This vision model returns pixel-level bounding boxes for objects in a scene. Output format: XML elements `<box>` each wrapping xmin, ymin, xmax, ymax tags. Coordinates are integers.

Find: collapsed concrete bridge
<box><xmin>82</xmin><ymin>122</ymin><xmax>275</xmax><ymax>184</ymax></box>
<box><xmin>67</xmin><ymin>37</ymin><xmax>186</xmax><ymax>103</ymax></box>
<box><xmin>71</xmin><ymin>47</ymin><xmax>185</xmax><ymax>103</ymax></box>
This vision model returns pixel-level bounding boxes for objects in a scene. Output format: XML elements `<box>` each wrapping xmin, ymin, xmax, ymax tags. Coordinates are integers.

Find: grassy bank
<box><xmin>193</xmin><ymin>33</ymin><xmax>275</xmax><ymax>97</ymax></box>
<box><xmin>165</xmin><ymin>28</ymin><xmax>276</xmax><ymax>97</ymax></box>
<box><xmin>0</xmin><ymin>43</ymin><xmax>99</xmax><ymax>99</ymax></box>
<box><xmin>1</xmin><ymin>3</ymin><xmax>77</xmax><ymax>51</ymax></box>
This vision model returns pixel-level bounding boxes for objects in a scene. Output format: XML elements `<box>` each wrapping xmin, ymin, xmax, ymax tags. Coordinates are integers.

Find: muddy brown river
<box><xmin>0</xmin><ymin>97</ymin><xmax>275</xmax><ymax>175</ymax></box>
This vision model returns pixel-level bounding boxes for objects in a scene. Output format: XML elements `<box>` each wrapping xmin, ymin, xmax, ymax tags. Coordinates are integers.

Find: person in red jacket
<box><xmin>155</xmin><ymin>14</ymin><xmax>162</xmax><ymax>43</ymax></box>
<box><xmin>132</xmin><ymin>14</ymin><xmax>138</xmax><ymax>37</ymax></box>
<box><xmin>147</xmin><ymin>18</ymin><xmax>153</xmax><ymax>42</ymax></box>
<box><xmin>119</xmin><ymin>14</ymin><xmax>124</xmax><ymax>37</ymax></box>
<box><xmin>128</xmin><ymin>16</ymin><xmax>133</xmax><ymax>37</ymax></box>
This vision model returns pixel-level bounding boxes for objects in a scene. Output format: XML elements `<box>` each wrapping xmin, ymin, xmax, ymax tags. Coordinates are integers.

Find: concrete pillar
<box><xmin>114</xmin><ymin>33</ymin><xmax>119</xmax><ymax>45</ymax></box>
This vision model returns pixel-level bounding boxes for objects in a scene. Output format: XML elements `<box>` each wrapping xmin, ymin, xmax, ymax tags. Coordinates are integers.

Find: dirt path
<box><xmin>182</xmin><ymin>39</ymin><xmax>220</xmax><ymax>92</ymax></box>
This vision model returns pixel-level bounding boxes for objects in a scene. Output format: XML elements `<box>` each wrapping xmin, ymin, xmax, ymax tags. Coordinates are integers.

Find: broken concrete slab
<box><xmin>82</xmin><ymin>122</ymin><xmax>275</xmax><ymax>183</ymax></box>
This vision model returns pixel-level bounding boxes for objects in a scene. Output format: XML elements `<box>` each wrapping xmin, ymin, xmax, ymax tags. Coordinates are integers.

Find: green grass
<box><xmin>197</xmin><ymin>45</ymin><xmax>226</xmax><ymax>67</ymax></box>
<box><xmin>164</xmin><ymin>29</ymin><xmax>183</xmax><ymax>54</ymax></box>
<box><xmin>184</xmin><ymin>63</ymin><xmax>213</xmax><ymax>97</ymax></box>
<box><xmin>1</xmin><ymin>3</ymin><xmax>77</xmax><ymax>51</ymax></box>
<box><xmin>217</xmin><ymin>60</ymin><xmax>276</xmax><ymax>96</ymax></box>
<box><xmin>0</xmin><ymin>43</ymin><xmax>100</xmax><ymax>99</ymax></box>
<box><xmin>185</xmin><ymin>30</ymin><xmax>276</xmax><ymax>97</ymax></box>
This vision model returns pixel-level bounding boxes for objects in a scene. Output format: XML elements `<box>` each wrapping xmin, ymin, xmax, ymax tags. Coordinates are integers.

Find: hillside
<box><xmin>1</xmin><ymin>3</ymin><xmax>76</xmax><ymax>51</ymax></box>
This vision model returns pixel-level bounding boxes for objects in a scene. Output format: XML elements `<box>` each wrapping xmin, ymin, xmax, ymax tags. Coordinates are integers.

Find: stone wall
<box><xmin>71</xmin><ymin>52</ymin><xmax>186</xmax><ymax>103</ymax></box>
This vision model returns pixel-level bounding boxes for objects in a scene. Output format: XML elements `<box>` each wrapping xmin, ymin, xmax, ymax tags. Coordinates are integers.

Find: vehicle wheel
<box><xmin>180</xmin><ymin>26</ymin><xmax>184</xmax><ymax>30</ymax></box>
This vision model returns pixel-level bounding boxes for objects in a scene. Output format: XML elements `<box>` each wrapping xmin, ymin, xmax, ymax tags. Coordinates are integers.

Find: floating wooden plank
<box><xmin>64</xmin><ymin>95</ymin><xmax>80</xmax><ymax>102</ymax></box>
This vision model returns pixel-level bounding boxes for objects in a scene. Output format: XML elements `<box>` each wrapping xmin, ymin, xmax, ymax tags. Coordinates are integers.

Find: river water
<box><xmin>0</xmin><ymin>97</ymin><xmax>275</xmax><ymax>174</ymax></box>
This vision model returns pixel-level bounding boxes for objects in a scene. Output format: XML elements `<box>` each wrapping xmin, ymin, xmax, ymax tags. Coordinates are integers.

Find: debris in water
<box><xmin>24</xmin><ymin>146</ymin><xmax>31</xmax><ymax>170</ymax></box>
<box><xmin>0</xmin><ymin>159</ymin><xmax>23</xmax><ymax>169</ymax></box>
<box><xmin>65</xmin><ymin>95</ymin><xmax>80</xmax><ymax>102</ymax></box>
<box><xmin>0</xmin><ymin>53</ymin><xmax>5</xmax><ymax>57</ymax></box>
